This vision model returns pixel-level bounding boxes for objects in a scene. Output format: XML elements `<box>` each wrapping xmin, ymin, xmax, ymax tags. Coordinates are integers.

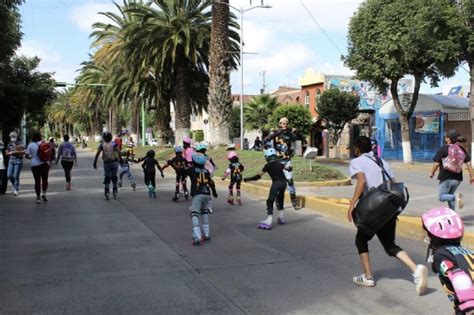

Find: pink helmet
<box><xmin>227</xmin><ymin>151</ymin><xmax>238</xmax><ymax>160</ymax></box>
<box><xmin>183</xmin><ymin>136</ymin><xmax>191</xmax><ymax>144</ymax></box>
<box><xmin>422</xmin><ymin>207</ymin><xmax>464</xmax><ymax>240</ymax></box>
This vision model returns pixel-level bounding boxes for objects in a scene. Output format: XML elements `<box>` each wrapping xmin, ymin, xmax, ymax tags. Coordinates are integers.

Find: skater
<box><xmin>347</xmin><ymin>136</ymin><xmax>427</xmax><ymax>294</ymax></box>
<box><xmin>6</xmin><ymin>131</ymin><xmax>25</xmax><ymax>196</ymax></box>
<box><xmin>186</xmin><ymin>153</ymin><xmax>218</xmax><ymax>245</ymax></box>
<box><xmin>118</xmin><ymin>149</ymin><xmax>136</xmax><ymax>190</ymax></box>
<box><xmin>221</xmin><ymin>151</ymin><xmax>244</xmax><ymax>205</ymax></box>
<box><xmin>125</xmin><ymin>136</ymin><xmax>135</xmax><ymax>159</ymax></box>
<box><xmin>195</xmin><ymin>143</ymin><xmax>216</xmax><ymax>212</ymax></box>
<box><xmin>141</xmin><ymin>149</ymin><xmax>164</xmax><ymax>198</ymax></box>
<box><xmin>244</xmin><ymin>148</ymin><xmax>287</xmax><ymax>229</ymax></box>
<box><xmin>0</xmin><ymin>140</ymin><xmax>7</xmax><ymax>195</ymax></box>
<box><xmin>55</xmin><ymin>134</ymin><xmax>77</xmax><ymax>190</ymax></box>
<box><xmin>430</xmin><ymin>129</ymin><xmax>473</xmax><ymax>211</ymax></box>
<box><xmin>422</xmin><ymin>207</ymin><xmax>474</xmax><ymax>314</ymax></box>
<box><xmin>162</xmin><ymin>145</ymin><xmax>189</xmax><ymax>201</ymax></box>
<box><xmin>93</xmin><ymin>131</ymin><xmax>122</xmax><ymax>200</ymax></box>
<box><xmin>25</xmin><ymin>131</ymin><xmax>51</xmax><ymax>204</ymax></box>
<box><xmin>264</xmin><ymin>117</ymin><xmax>300</xmax><ymax>209</ymax></box>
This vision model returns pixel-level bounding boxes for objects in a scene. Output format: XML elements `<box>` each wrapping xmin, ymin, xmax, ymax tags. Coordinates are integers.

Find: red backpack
<box><xmin>38</xmin><ymin>141</ymin><xmax>53</xmax><ymax>162</ymax></box>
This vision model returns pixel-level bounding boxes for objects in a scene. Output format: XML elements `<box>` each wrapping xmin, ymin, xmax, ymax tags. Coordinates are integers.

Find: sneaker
<box><xmin>413</xmin><ymin>264</ymin><xmax>428</xmax><ymax>295</ymax></box>
<box><xmin>13</xmin><ymin>190</ymin><xmax>18</xmax><ymax>196</ymax></box>
<box><xmin>455</xmin><ymin>193</ymin><xmax>464</xmax><ymax>210</ymax></box>
<box><xmin>36</xmin><ymin>198</ymin><xmax>41</xmax><ymax>204</ymax></box>
<box><xmin>352</xmin><ymin>274</ymin><xmax>375</xmax><ymax>287</ymax></box>
<box><xmin>208</xmin><ymin>207</ymin><xmax>213</xmax><ymax>213</ymax></box>
<box><xmin>41</xmin><ymin>194</ymin><xmax>48</xmax><ymax>202</ymax></box>
<box><xmin>117</xmin><ymin>181</ymin><xmax>122</xmax><ymax>188</ymax></box>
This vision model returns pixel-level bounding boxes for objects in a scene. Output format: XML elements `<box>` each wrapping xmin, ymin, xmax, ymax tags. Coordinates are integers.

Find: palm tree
<box><xmin>244</xmin><ymin>94</ymin><xmax>280</xmax><ymax>135</ymax></box>
<box><xmin>207</xmin><ymin>0</ymin><xmax>240</xmax><ymax>145</ymax></box>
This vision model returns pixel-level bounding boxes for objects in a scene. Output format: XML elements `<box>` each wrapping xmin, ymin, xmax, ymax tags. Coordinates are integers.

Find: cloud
<box><xmin>70</xmin><ymin>2</ymin><xmax>118</xmax><ymax>33</ymax></box>
<box><xmin>16</xmin><ymin>39</ymin><xmax>79</xmax><ymax>84</ymax></box>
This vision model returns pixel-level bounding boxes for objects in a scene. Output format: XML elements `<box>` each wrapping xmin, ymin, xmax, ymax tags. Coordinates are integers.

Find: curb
<box><xmin>216</xmin><ymin>180</ymin><xmax>474</xmax><ymax>249</ymax></box>
<box><xmin>242</xmin><ymin>178</ymin><xmax>351</xmax><ymax>187</ymax></box>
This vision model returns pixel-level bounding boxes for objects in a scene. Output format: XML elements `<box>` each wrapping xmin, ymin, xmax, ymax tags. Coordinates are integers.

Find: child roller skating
<box><xmin>93</xmin><ymin>131</ymin><xmax>122</xmax><ymax>200</ymax></box>
<box><xmin>195</xmin><ymin>143</ymin><xmax>217</xmax><ymax>213</ymax></box>
<box><xmin>221</xmin><ymin>151</ymin><xmax>244</xmax><ymax>205</ymax></box>
<box><xmin>244</xmin><ymin>148</ymin><xmax>287</xmax><ymax>230</ymax></box>
<box><xmin>118</xmin><ymin>150</ymin><xmax>136</xmax><ymax>190</ymax></box>
<box><xmin>162</xmin><ymin>145</ymin><xmax>189</xmax><ymax>201</ymax></box>
<box><xmin>186</xmin><ymin>153</ymin><xmax>218</xmax><ymax>245</ymax></box>
<box><xmin>140</xmin><ymin>150</ymin><xmax>164</xmax><ymax>199</ymax></box>
<box><xmin>422</xmin><ymin>207</ymin><xmax>474</xmax><ymax>314</ymax></box>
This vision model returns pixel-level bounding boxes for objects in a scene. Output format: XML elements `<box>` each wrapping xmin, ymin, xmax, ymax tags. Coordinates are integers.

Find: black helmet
<box><xmin>146</xmin><ymin>149</ymin><xmax>155</xmax><ymax>158</ymax></box>
<box><xmin>102</xmin><ymin>131</ymin><xmax>112</xmax><ymax>142</ymax></box>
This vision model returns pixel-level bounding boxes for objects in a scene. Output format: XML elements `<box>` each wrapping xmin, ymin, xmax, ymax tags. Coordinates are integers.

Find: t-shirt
<box><xmin>265</xmin><ymin>128</ymin><xmax>297</xmax><ymax>160</ymax></box>
<box><xmin>186</xmin><ymin>166</ymin><xmax>215</xmax><ymax>196</ymax></box>
<box><xmin>142</xmin><ymin>158</ymin><xmax>161</xmax><ymax>173</ymax></box>
<box><xmin>167</xmin><ymin>155</ymin><xmax>187</xmax><ymax>174</ymax></box>
<box><xmin>433</xmin><ymin>144</ymin><xmax>470</xmax><ymax>182</ymax></box>
<box><xmin>58</xmin><ymin>142</ymin><xmax>76</xmax><ymax>162</ymax></box>
<box><xmin>25</xmin><ymin>141</ymin><xmax>46</xmax><ymax>167</ymax></box>
<box><xmin>262</xmin><ymin>160</ymin><xmax>286</xmax><ymax>182</ymax></box>
<box><xmin>349</xmin><ymin>152</ymin><xmax>394</xmax><ymax>189</ymax></box>
<box><xmin>432</xmin><ymin>245</ymin><xmax>474</xmax><ymax>314</ymax></box>
<box><xmin>228</xmin><ymin>162</ymin><xmax>244</xmax><ymax>182</ymax></box>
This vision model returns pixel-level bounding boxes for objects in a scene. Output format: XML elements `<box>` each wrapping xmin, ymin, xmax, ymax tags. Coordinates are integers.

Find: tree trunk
<box><xmin>131</xmin><ymin>104</ymin><xmax>139</xmax><ymax>144</ymax></box>
<box><xmin>112</xmin><ymin>108</ymin><xmax>120</xmax><ymax>135</ymax></box>
<box><xmin>207</xmin><ymin>0</ymin><xmax>232</xmax><ymax>146</ymax></box>
<box><xmin>174</xmin><ymin>60</ymin><xmax>192</xmax><ymax>144</ymax></box>
<box><xmin>156</xmin><ymin>90</ymin><xmax>172</xmax><ymax>146</ymax></box>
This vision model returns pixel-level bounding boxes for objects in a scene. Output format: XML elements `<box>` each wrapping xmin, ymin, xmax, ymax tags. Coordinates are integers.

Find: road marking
<box><xmin>410</xmin><ymin>194</ymin><xmax>438</xmax><ymax>200</ymax></box>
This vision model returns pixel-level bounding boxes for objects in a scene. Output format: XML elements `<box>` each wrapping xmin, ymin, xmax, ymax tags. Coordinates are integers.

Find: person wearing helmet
<box><xmin>117</xmin><ymin>149</ymin><xmax>137</xmax><ymax>191</ymax></box>
<box><xmin>348</xmin><ymin>136</ymin><xmax>428</xmax><ymax>293</ymax></box>
<box><xmin>221</xmin><ymin>151</ymin><xmax>245</xmax><ymax>205</ymax></box>
<box><xmin>186</xmin><ymin>153</ymin><xmax>218</xmax><ymax>245</ymax></box>
<box><xmin>6</xmin><ymin>131</ymin><xmax>25</xmax><ymax>196</ymax></box>
<box><xmin>196</xmin><ymin>143</ymin><xmax>217</xmax><ymax>212</ymax></box>
<box><xmin>93</xmin><ymin>131</ymin><xmax>122</xmax><ymax>200</ymax></box>
<box><xmin>422</xmin><ymin>207</ymin><xmax>474</xmax><ymax>314</ymax></box>
<box><xmin>264</xmin><ymin>117</ymin><xmax>300</xmax><ymax>209</ymax></box>
<box><xmin>244</xmin><ymin>148</ymin><xmax>287</xmax><ymax>229</ymax></box>
<box><xmin>140</xmin><ymin>149</ymin><xmax>164</xmax><ymax>198</ymax></box>
<box><xmin>162</xmin><ymin>145</ymin><xmax>189</xmax><ymax>201</ymax></box>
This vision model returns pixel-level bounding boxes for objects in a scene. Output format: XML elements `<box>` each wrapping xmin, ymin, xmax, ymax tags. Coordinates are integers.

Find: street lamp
<box><xmin>214</xmin><ymin>1</ymin><xmax>271</xmax><ymax>150</ymax></box>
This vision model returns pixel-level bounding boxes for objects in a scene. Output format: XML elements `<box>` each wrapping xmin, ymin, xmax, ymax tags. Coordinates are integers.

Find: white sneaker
<box><xmin>413</xmin><ymin>264</ymin><xmax>428</xmax><ymax>295</ymax></box>
<box><xmin>352</xmin><ymin>274</ymin><xmax>375</xmax><ymax>287</ymax></box>
<box><xmin>455</xmin><ymin>193</ymin><xmax>464</xmax><ymax>210</ymax></box>
<box><xmin>13</xmin><ymin>190</ymin><xmax>18</xmax><ymax>196</ymax></box>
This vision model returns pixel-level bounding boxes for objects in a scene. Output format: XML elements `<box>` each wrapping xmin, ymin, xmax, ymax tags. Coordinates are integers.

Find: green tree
<box><xmin>244</xmin><ymin>94</ymin><xmax>280</xmax><ymax>134</ymax></box>
<box><xmin>344</xmin><ymin>0</ymin><xmax>463</xmax><ymax>163</ymax></box>
<box><xmin>269</xmin><ymin>104</ymin><xmax>312</xmax><ymax>138</ymax></box>
<box><xmin>317</xmin><ymin>88</ymin><xmax>360</xmax><ymax>156</ymax></box>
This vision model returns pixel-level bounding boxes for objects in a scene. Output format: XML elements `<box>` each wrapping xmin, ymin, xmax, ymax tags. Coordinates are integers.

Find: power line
<box><xmin>298</xmin><ymin>0</ymin><xmax>344</xmax><ymax>55</ymax></box>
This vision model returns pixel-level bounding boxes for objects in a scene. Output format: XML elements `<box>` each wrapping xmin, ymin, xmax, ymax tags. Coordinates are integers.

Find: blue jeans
<box><xmin>191</xmin><ymin>194</ymin><xmax>211</xmax><ymax>239</ymax></box>
<box><xmin>7</xmin><ymin>160</ymin><xmax>23</xmax><ymax>191</ymax></box>
<box><xmin>438</xmin><ymin>179</ymin><xmax>461</xmax><ymax>210</ymax></box>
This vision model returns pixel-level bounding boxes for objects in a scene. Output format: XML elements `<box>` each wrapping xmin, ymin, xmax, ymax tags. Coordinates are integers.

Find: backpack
<box><xmin>102</xmin><ymin>142</ymin><xmax>118</xmax><ymax>162</ymax></box>
<box><xmin>37</xmin><ymin>141</ymin><xmax>53</xmax><ymax>162</ymax></box>
<box><xmin>62</xmin><ymin>143</ymin><xmax>74</xmax><ymax>160</ymax></box>
<box><xmin>442</xmin><ymin>143</ymin><xmax>466</xmax><ymax>174</ymax></box>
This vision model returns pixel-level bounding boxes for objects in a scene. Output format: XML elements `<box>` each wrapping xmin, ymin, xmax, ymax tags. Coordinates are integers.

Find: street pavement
<box><xmin>0</xmin><ymin>150</ymin><xmax>454</xmax><ymax>314</ymax></box>
<box><xmin>303</xmin><ymin>160</ymin><xmax>473</xmax><ymax>232</ymax></box>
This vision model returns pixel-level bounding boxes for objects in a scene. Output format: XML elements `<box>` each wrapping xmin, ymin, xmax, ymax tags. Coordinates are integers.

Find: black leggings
<box><xmin>266</xmin><ymin>180</ymin><xmax>286</xmax><ymax>215</ymax></box>
<box><xmin>144</xmin><ymin>171</ymin><xmax>156</xmax><ymax>188</ymax></box>
<box><xmin>61</xmin><ymin>160</ymin><xmax>74</xmax><ymax>182</ymax></box>
<box><xmin>355</xmin><ymin>216</ymin><xmax>403</xmax><ymax>257</ymax></box>
<box><xmin>31</xmin><ymin>163</ymin><xmax>50</xmax><ymax>197</ymax></box>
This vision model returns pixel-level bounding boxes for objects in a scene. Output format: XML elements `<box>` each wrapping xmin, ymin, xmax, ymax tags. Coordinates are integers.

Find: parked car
<box><xmin>148</xmin><ymin>139</ymin><xmax>158</xmax><ymax>146</ymax></box>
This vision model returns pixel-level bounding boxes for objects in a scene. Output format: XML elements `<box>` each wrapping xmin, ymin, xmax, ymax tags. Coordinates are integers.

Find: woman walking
<box><xmin>6</xmin><ymin>131</ymin><xmax>25</xmax><ymax>195</ymax></box>
<box><xmin>56</xmin><ymin>134</ymin><xmax>77</xmax><ymax>190</ymax></box>
<box><xmin>25</xmin><ymin>131</ymin><xmax>51</xmax><ymax>204</ymax></box>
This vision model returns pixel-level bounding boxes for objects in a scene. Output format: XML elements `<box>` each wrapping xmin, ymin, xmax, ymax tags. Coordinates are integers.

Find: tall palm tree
<box><xmin>244</xmin><ymin>94</ymin><xmax>280</xmax><ymax>135</ymax></box>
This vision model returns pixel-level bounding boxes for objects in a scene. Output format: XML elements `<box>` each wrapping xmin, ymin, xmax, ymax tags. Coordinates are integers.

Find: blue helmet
<box><xmin>174</xmin><ymin>145</ymin><xmax>183</xmax><ymax>153</ymax></box>
<box><xmin>196</xmin><ymin>143</ymin><xmax>207</xmax><ymax>152</ymax></box>
<box><xmin>192</xmin><ymin>153</ymin><xmax>207</xmax><ymax>165</ymax></box>
<box><xmin>264</xmin><ymin>148</ymin><xmax>277</xmax><ymax>158</ymax></box>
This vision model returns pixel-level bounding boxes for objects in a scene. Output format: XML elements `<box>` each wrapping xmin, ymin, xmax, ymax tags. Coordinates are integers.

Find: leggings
<box><xmin>61</xmin><ymin>160</ymin><xmax>74</xmax><ymax>183</ymax></box>
<box><xmin>266</xmin><ymin>180</ymin><xmax>286</xmax><ymax>215</ymax></box>
<box><xmin>31</xmin><ymin>163</ymin><xmax>50</xmax><ymax>197</ymax></box>
<box><xmin>355</xmin><ymin>216</ymin><xmax>403</xmax><ymax>257</ymax></box>
<box><xmin>144</xmin><ymin>171</ymin><xmax>156</xmax><ymax>188</ymax></box>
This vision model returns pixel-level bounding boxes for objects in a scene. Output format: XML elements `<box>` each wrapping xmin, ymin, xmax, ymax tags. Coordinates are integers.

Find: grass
<box><xmin>86</xmin><ymin>143</ymin><xmax>346</xmax><ymax>182</ymax></box>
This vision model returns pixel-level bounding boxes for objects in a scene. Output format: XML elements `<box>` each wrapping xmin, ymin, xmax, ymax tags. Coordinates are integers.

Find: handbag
<box><xmin>352</xmin><ymin>156</ymin><xmax>409</xmax><ymax>236</ymax></box>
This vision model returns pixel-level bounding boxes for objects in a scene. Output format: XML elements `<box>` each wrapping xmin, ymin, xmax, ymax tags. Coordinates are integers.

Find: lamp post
<box><xmin>214</xmin><ymin>1</ymin><xmax>271</xmax><ymax>150</ymax></box>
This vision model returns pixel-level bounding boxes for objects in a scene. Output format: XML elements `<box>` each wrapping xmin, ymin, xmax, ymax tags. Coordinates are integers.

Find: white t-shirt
<box><xmin>349</xmin><ymin>152</ymin><xmax>394</xmax><ymax>189</ymax></box>
<box><xmin>26</xmin><ymin>141</ymin><xmax>45</xmax><ymax>167</ymax></box>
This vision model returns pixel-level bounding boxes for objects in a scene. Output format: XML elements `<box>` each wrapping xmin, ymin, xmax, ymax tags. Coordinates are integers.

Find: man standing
<box><xmin>264</xmin><ymin>117</ymin><xmax>299</xmax><ymax>209</ymax></box>
<box><xmin>430</xmin><ymin>129</ymin><xmax>473</xmax><ymax>211</ymax></box>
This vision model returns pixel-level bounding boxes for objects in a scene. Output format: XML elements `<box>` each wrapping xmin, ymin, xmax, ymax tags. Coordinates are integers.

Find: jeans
<box><xmin>191</xmin><ymin>194</ymin><xmax>211</xmax><ymax>239</ymax></box>
<box><xmin>103</xmin><ymin>161</ymin><xmax>119</xmax><ymax>190</ymax></box>
<box><xmin>7</xmin><ymin>160</ymin><xmax>23</xmax><ymax>191</ymax></box>
<box><xmin>438</xmin><ymin>179</ymin><xmax>461</xmax><ymax>210</ymax></box>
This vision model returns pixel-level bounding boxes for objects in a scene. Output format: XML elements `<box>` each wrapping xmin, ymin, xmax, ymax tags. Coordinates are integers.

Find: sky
<box><xmin>18</xmin><ymin>0</ymin><xmax>470</xmax><ymax>96</ymax></box>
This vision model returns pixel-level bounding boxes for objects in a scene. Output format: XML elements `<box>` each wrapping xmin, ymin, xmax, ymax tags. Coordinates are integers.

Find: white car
<box><xmin>148</xmin><ymin>139</ymin><xmax>158</xmax><ymax>146</ymax></box>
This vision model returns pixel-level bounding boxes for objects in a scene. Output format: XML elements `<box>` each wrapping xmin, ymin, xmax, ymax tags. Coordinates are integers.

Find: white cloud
<box><xmin>16</xmin><ymin>39</ymin><xmax>79</xmax><ymax>84</ymax></box>
<box><xmin>70</xmin><ymin>2</ymin><xmax>118</xmax><ymax>33</ymax></box>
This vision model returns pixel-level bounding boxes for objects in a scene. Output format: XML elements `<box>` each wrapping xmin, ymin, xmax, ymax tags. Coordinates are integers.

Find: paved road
<box><xmin>303</xmin><ymin>161</ymin><xmax>474</xmax><ymax>231</ymax></box>
<box><xmin>1</xmin><ymin>150</ymin><xmax>452</xmax><ymax>314</ymax></box>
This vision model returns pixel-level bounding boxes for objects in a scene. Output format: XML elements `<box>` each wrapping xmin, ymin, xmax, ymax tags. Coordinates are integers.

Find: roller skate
<box><xmin>257</xmin><ymin>216</ymin><xmax>272</xmax><ymax>230</ymax></box>
<box><xmin>277</xmin><ymin>212</ymin><xmax>285</xmax><ymax>225</ymax></box>
<box><xmin>147</xmin><ymin>184</ymin><xmax>156</xmax><ymax>199</ymax></box>
<box><xmin>153</xmin><ymin>191</ymin><xmax>157</xmax><ymax>198</ymax></box>
<box><xmin>104</xmin><ymin>188</ymin><xmax>110</xmax><ymax>200</ymax></box>
<box><xmin>184</xmin><ymin>190</ymin><xmax>189</xmax><ymax>201</ymax></box>
<box><xmin>113</xmin><ymin>188</ymin><xmax>118</xmax><ymax>199</ymax></box>
<box><xmin>172</xmin><ymin>192</ymin><xmax>179</xmax><ymax>202</ymax></box>
<box><xmin>227</xmin><ymin>196</ymin><xmax>234</xmax><ymax>205</ymax></box>
<box><xmin>131</xmin><ymin>182</ymin><xmax>136</xmax><ymax>191</ymax></box>
<box><xmin>236</xmin><ymin>196</ymin><xmax>242</xmax><ymax>206</ymax></box>
<box><xmin>290</xmin><ymin>193</ymin><xmax>301</xmax><ymax>210</ymax></box>
<box><xmin>117</xmin><ymin>181</ymin><xmax>122</xmax><ymax>188</ymax></box>
<box><xmin>192</xmin><ymin>237</ymin><xmax>203</xmax><ymax>246</ymax></box>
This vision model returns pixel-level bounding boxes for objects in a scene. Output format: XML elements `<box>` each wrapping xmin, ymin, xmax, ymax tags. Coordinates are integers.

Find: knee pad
<box><xmin>190</xmin><ymin>211</ymin><xmax>200</xmax><ymax>218</ymax></box>
<box><xmin>287</xmin><ymin>178</ymin><xmax>294</xmax><ymax>187</ymax></box>
<box><xmin>200</xmin><ymin>209</ymin><xmax>208</xmax><ymax>215</ymax></box>
<box><xmin>103</xmin><ymin>176</ymin><xmax>111</xmax><ymax>185</ymax></box>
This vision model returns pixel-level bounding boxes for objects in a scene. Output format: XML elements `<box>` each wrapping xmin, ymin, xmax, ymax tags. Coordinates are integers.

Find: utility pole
<box><xmin>260</xmin><ymin>70</ymin><xmax>267</xmax><ymax>94</ymax></box>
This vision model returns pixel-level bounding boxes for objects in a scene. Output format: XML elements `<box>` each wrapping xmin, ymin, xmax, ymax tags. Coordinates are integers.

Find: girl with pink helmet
<box><xmin>221</xmin><ymin>151</ymin><xmax>245</xmax><ymax>205</ymax></box>
<box><xmin>422</xmin><ymin>207</ymin><xmax>474</xmax><ymax>314</ymax></box>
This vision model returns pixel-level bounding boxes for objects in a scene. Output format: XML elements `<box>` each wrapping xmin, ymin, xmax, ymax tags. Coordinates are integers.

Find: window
<box><xmin>305</xmin><ymin>91</ymin><xmax>310</xmax><ymax>110</ymax></box>
<box><xmin>316</xmin><ymin>89</ymin><xmax>321</xmax><ymax>109</ymax></box>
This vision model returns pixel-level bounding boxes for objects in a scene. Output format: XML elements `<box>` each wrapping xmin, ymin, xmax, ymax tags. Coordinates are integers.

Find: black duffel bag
<box><xmin>352</xmin><ymin>157</ymin><xmax>409</xmax><ymax>236</ymax></box>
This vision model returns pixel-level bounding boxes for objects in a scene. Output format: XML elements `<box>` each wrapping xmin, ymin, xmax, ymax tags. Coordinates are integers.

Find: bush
<box><xmin>193</xmin><ymin>130</ymin><xmax>204</xmax><ymax>142</ymax></box>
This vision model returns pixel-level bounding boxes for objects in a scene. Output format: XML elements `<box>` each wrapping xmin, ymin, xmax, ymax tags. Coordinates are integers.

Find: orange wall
<box><xmin>301</xmin><ymin>82</ymin><xmax>324</xmax><ymax>118</ymax></box>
